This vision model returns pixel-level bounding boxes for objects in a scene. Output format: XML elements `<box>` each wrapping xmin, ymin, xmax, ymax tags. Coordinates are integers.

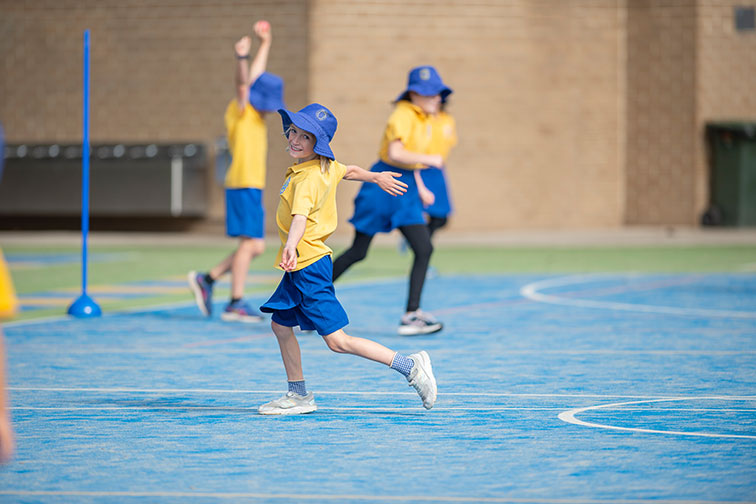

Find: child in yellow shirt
<box><xmin>189</xmin><ymin>20</ymin><xmax>284</xmax><ymax>323</ymax></box>
<box><xmin>257</xmin><ymin>103</ymin><xmax>437</xmax><ymax>415</ymax></box>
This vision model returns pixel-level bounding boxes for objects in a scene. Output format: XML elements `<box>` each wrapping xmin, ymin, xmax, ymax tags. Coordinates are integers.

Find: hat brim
<box><xmin>396</xmin><ymin>85</ymin><xmax>453</xmax><ymax>103</ymax></box>
<box><xmin>278</xmin><ymin>109</ymin><xmax>335</xmax><ymax>160</ymax></box>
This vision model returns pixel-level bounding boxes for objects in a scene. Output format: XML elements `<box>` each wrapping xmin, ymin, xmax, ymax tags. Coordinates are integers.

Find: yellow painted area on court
<box><xmin>86</xmin><ymin>285</ymin><xmax>188</xmax><ymax>295</ymax></box>
<box><xmin>19</xmin><ymin>297</ymin><xmax>86</xmax><ymax>307</ymax></box>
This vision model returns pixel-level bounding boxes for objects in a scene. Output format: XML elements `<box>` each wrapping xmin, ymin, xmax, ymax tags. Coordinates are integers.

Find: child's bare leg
<box><xmin>322</xmin><ymin>329</ymin><xmax>395</xmax><ymax>366</ymax></box>
<box><xmin>271</xmin><ymin>321</ymin><xmax>303</xmax><ymax>381</ymax></box>
<box><xmin>229</xmin><ymin>237</ymin><xmax>264</xmax><ymax>299</ymax></box>
<box><xmin>322</xmin><ymin>328</ymin><xmax>437</xmax><ymax>409</ymax></box>
<box><xmin>209</xmin><ymin>252</ymin><xmax>233</xmax><ymax>281</ymax></box>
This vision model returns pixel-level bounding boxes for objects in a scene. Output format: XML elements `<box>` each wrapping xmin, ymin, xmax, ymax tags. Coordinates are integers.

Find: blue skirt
<box><xmin>420</xmin><ymin>167</ymin><xmax>452</xmax><ymax>218</ymax></box>
<box><xmin>349</xmin><ymin>161</ymin><xmax>426</xmax><ymax>235</ymax></box>
<box><xmin>260</xmin><ymin>256</ymin><xmax>349</xmax><ymax>336</ymax></box>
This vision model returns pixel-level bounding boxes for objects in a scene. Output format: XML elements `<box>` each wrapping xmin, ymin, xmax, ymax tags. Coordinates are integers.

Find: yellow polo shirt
<box><xmin>275</xmin><ymin>158</ymin><xmax>348</xmax><ymax>271</ymax></box>
<box><xmin>0</xmin><ymin>249</ymin><xmax>18</xmax><ymax>320</ymax></box>
<box><xmin>224</xmin><ymin>100</ymin><xmax>267</xmax><ymax>189</ymax></box>
<box><xmin>429</xmin><ymin>111</ymin><xmax>458</xmax><ymax>162</ymax></box>
<box><xmin>378</xmin><ymin>100</ymin><xmax>433</xmax><ymax>170</ymax></box>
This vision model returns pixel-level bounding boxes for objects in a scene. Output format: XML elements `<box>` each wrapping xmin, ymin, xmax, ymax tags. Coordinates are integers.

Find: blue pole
<box><xmin>68</xmin><ymin>29</ymin><xmax>101</xmax><ymax>318</ymax></box>
<box><xmin>81</xmin><ymin>29</ymin><xmax>90</xmax><ymax>292</ymax></box>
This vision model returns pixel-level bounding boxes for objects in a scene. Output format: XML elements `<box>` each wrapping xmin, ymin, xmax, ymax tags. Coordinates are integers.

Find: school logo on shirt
<box><xmin>280</xmin><ymin>176</ymin><xmax>291</xmax><ymax>195</ymax></box>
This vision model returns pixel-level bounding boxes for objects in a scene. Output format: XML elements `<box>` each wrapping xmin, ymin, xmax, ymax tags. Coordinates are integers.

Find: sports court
<box><xmin>0</xmin><ymin>236</ymin><xmax>754</xmax><ymax>502</ymax></box>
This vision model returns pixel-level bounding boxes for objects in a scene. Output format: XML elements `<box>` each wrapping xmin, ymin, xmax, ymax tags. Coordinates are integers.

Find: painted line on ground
<box><xmin>558</xmin><ymin>396</ymin><xmax>756</xmax><ymax>439</ymax></box>
<box><xmin>9</xmin><ymin>387</ymin><xmax>756</xmax><ymax>400</ymax></box>
<box><xmin>521</xmin><ymin>274</ymin><xmax>756</xmax><ymax>318</ymax></box>
<box><xmin>0</xmin><ymin>490</ymin><xmax>749</xmax><ymax>503</ymax></box>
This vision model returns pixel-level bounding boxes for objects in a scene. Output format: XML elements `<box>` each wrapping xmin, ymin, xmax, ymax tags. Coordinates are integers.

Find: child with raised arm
<box><xmin>188</xmin><ymin>20</ymin><xmax>284</xmax><ymax>322</ymax></box>
<box><xmin>257</xmin><ymin>103</ymin><xmax>437</xmax><ymax>415</ymax></box>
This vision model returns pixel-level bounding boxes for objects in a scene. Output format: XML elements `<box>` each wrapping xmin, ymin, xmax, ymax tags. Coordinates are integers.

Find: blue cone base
<box><xmin>67</xmin><ymin>293</ymin><xmax>102</xmax><ymax>318</ymax></box>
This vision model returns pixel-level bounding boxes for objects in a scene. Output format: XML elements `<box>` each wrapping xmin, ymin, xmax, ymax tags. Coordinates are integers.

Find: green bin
<box><xmin>703</xmin><ymin>121</ymin><xmax>756</xmax><ymax>226</ymax></box>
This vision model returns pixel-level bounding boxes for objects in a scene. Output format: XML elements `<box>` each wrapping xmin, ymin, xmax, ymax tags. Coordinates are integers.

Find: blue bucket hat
<box><xmin>248</xmin><ymin>72</ymin><xmax>285</xmax><ymax>112</ymax></box>
<box><xmin>396</xmin><ymin>65</ymin><xmax>453</xmax><ymax>103</ymax></box>
<box><xmin>278</xmin><ymin>103</ymin><xmax>338</xmax><ymax>160</ymax></box>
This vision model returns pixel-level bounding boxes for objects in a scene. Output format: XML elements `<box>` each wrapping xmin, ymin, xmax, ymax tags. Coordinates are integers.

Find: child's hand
<box><xmin>418</xmin><ymin>185</ymin><xmax>435</xmax><ymax>207</ymax></box>
<box><xmin>235</xmin><ymin>36</ymin><xmax>252</xmax><ymax>57</ymax></box>
<box><xmin>279</xmin><ymin>246</ymin><xmax>298</xmax><ymax>272</ymax></box>
<box><xmin>254</xmin><ymin>20</ymin><xmax>272</xmax><ymax>42</ymax></box>
<box><xmin>376</xmin><ymin>171</ymin><xmax>408</xmax><ymax>196</ymax></box>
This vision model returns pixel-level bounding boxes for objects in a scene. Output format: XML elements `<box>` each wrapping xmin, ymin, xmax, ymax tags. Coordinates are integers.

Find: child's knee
<box><xmin>271</xmin><ymin>321</ymin><xmax>292</xmax><ymax>339</ymax></box>
<box><xmin>240</xmin><ymin>237</ymin><xmax>264</xmax><ymax>256</ymax></box>
<box><xmin>412</xmin><ymin>240</ymin><xmax>433</xmax><ymax>259</ymax></box>
<box><xmin>323</xmin><ymin>331</ymin><xmax>350</xmax><ymax>353</ymax></box>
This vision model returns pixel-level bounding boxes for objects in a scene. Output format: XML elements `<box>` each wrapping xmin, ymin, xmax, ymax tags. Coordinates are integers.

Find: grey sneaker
<box><xmin>407</xmin><ymin>351</ymin><xmax>437</xmax><ymax>409</ymax></box>
<box><xmin>398</xmin><ymin>310</ymin><xmax>443</xmax><ymax>336</ymax></box>
<box><xmin>258</xmin><ymin>391</ymin><xmax>317</xmax><ymax>415</ymax></box>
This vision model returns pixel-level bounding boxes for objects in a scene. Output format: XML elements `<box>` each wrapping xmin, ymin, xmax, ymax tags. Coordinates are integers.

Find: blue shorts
<box><xmin>420</xmin><ymin>167</ymin><xmax>452</xmax><ymax>218</ymax></box>
<box><xmin>225</xmin><ymin>188</ymin><xmax>264</xmax><ymax>238</ymax></box>
<box><xmin>260</xmin><ymin>256</ymin><xmax>349</xmax><ymax>336</ymax></box>
<box><xmin>349</xmin><ymin>161</ymin><xmax>426</xmax><ymax>235</ymax></box>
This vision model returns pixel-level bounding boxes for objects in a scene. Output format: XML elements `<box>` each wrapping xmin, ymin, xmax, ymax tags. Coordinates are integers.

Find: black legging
<box><xmin>427</xmin><ymin>216</ymin><xmax>448</xmax><ymax>239</ymax></box>
<box><xmin>332</xmin><ymin>224</ymin><xmax>433</xmax><ymax>313</ymax></box>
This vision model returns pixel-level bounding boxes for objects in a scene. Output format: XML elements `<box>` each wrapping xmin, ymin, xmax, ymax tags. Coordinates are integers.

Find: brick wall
<box><xmin>310</xmin><ymin>0</ymin><xmax>627</xmax><ymax>232</ymax></box>
<box><xmin>0</xmin><ymin>0</ymin><xmax>308</xmax><ymax>221</ymax></box>
<box><xmin>1</xmin><ymin>1</ymin><xmax>754</xmax><ymax>231</ymax></box>
<box><xmin>624</xmin><ymin>0</ymin><xmax>698</xmax><ymax>225</ymax></box>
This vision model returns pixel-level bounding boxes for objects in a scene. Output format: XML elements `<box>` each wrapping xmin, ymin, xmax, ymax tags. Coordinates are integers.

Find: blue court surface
<box><xmin>1</xmin><ymin>273</ymin><xmax>755</xmax><ymax>503</ymax></box>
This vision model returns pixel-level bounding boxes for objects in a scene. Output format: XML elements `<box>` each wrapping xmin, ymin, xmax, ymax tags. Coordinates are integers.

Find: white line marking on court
<box><xmin>558</xmin><ymin>396</ymin><xmax>756</xmax><ymax>439</ymax></box>
<box><xmin>0</xmin><ymin>491</ymin><xmax>748</xmax><ymax>503</ymax></box>
<box><xmin>521</xmin><ymin>274</ymin><xmax>756</xmax><ymax>318</ymax></box>
<box><xmin>9</xmin><ymin>387</ymin><xmax>756</xmax><ymax>400</ymax></box>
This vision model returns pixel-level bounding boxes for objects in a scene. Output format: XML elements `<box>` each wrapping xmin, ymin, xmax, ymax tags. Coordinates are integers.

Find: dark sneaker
<box><xmin>221</xmin><ymin>299</ymin><xmax>263</xmax><ymax>323</ymax></box>
<box><xmin>187</xmin><ymin>271</ymin><xmax>213</xmax><ymax>317</ymax></box>
<box><xmin>258</xmin><ymin>392</ymin><xmax>317</xmax><ymax>415</ymax></box>
<box><xmin>398</xmin><ymin>310</ymin><xmax>443</xmax><ymax>335</ymax></box>
<box><xmin>407</xmin><ymin>351</ymin><xmax>437</xmax><ymax>409</ymax></box>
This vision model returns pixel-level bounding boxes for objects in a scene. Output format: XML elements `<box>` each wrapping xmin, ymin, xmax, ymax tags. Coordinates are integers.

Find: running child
<box><xmin>257</xmin><ymin>103</ymin><xmax>437</xmax><ymax>415</ymax></box>
<box><xmin>188</xmin><ymin>20</ymin><xmax>284</xmax><ymax>322</ymax></box>
<box><xmin>332</xmin><ymin>65</ymin><xmax>453</xmax><ymax>335</ymax></box>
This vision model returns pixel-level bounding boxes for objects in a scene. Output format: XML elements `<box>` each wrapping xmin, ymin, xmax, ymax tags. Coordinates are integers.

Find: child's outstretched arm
<box><xmin>344</xmin><ymin>165</ymin><xmax>408</xmax><ymax>196</ymax></box>
<box><xmin>280</xmin><ymin>214</ymin><xmax>307</xmax><ymax>272</ymax></box>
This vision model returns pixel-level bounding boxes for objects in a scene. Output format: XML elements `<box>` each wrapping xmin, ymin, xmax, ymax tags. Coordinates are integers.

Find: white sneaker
<box><xmin>407</xmin><ymin>351</ymin><xmax>437</xmax><ymax>409</ymax></box>
<box><xmin>398</xmin><ymin>310</ymin><xmax>443</xmax><ymax>336</ymax></box>
<box><xmin>258</xmin><ymin>391</ymin><xmax>317</xmax><ymax>415</ymax></box>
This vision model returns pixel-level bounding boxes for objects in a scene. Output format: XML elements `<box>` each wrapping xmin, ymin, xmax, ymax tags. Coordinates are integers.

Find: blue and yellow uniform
<box><xmin>349</xmin><ymin>100</ymin><xmax>435</xmax><ymax>234</ymax></box>
<box><xmin>421</xmin><ymin>110</ymin><xmax>457</xmax><ymax>218</ymax></box>
<box><xmin>261</xmin><ymin>158</ymin><xmax>350</xmax><ymax>335</ymax></box>
<box><xmin>223</xmin><ymin>99</ymin><xmax>268</xmax><ymax>238</ymax></box>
